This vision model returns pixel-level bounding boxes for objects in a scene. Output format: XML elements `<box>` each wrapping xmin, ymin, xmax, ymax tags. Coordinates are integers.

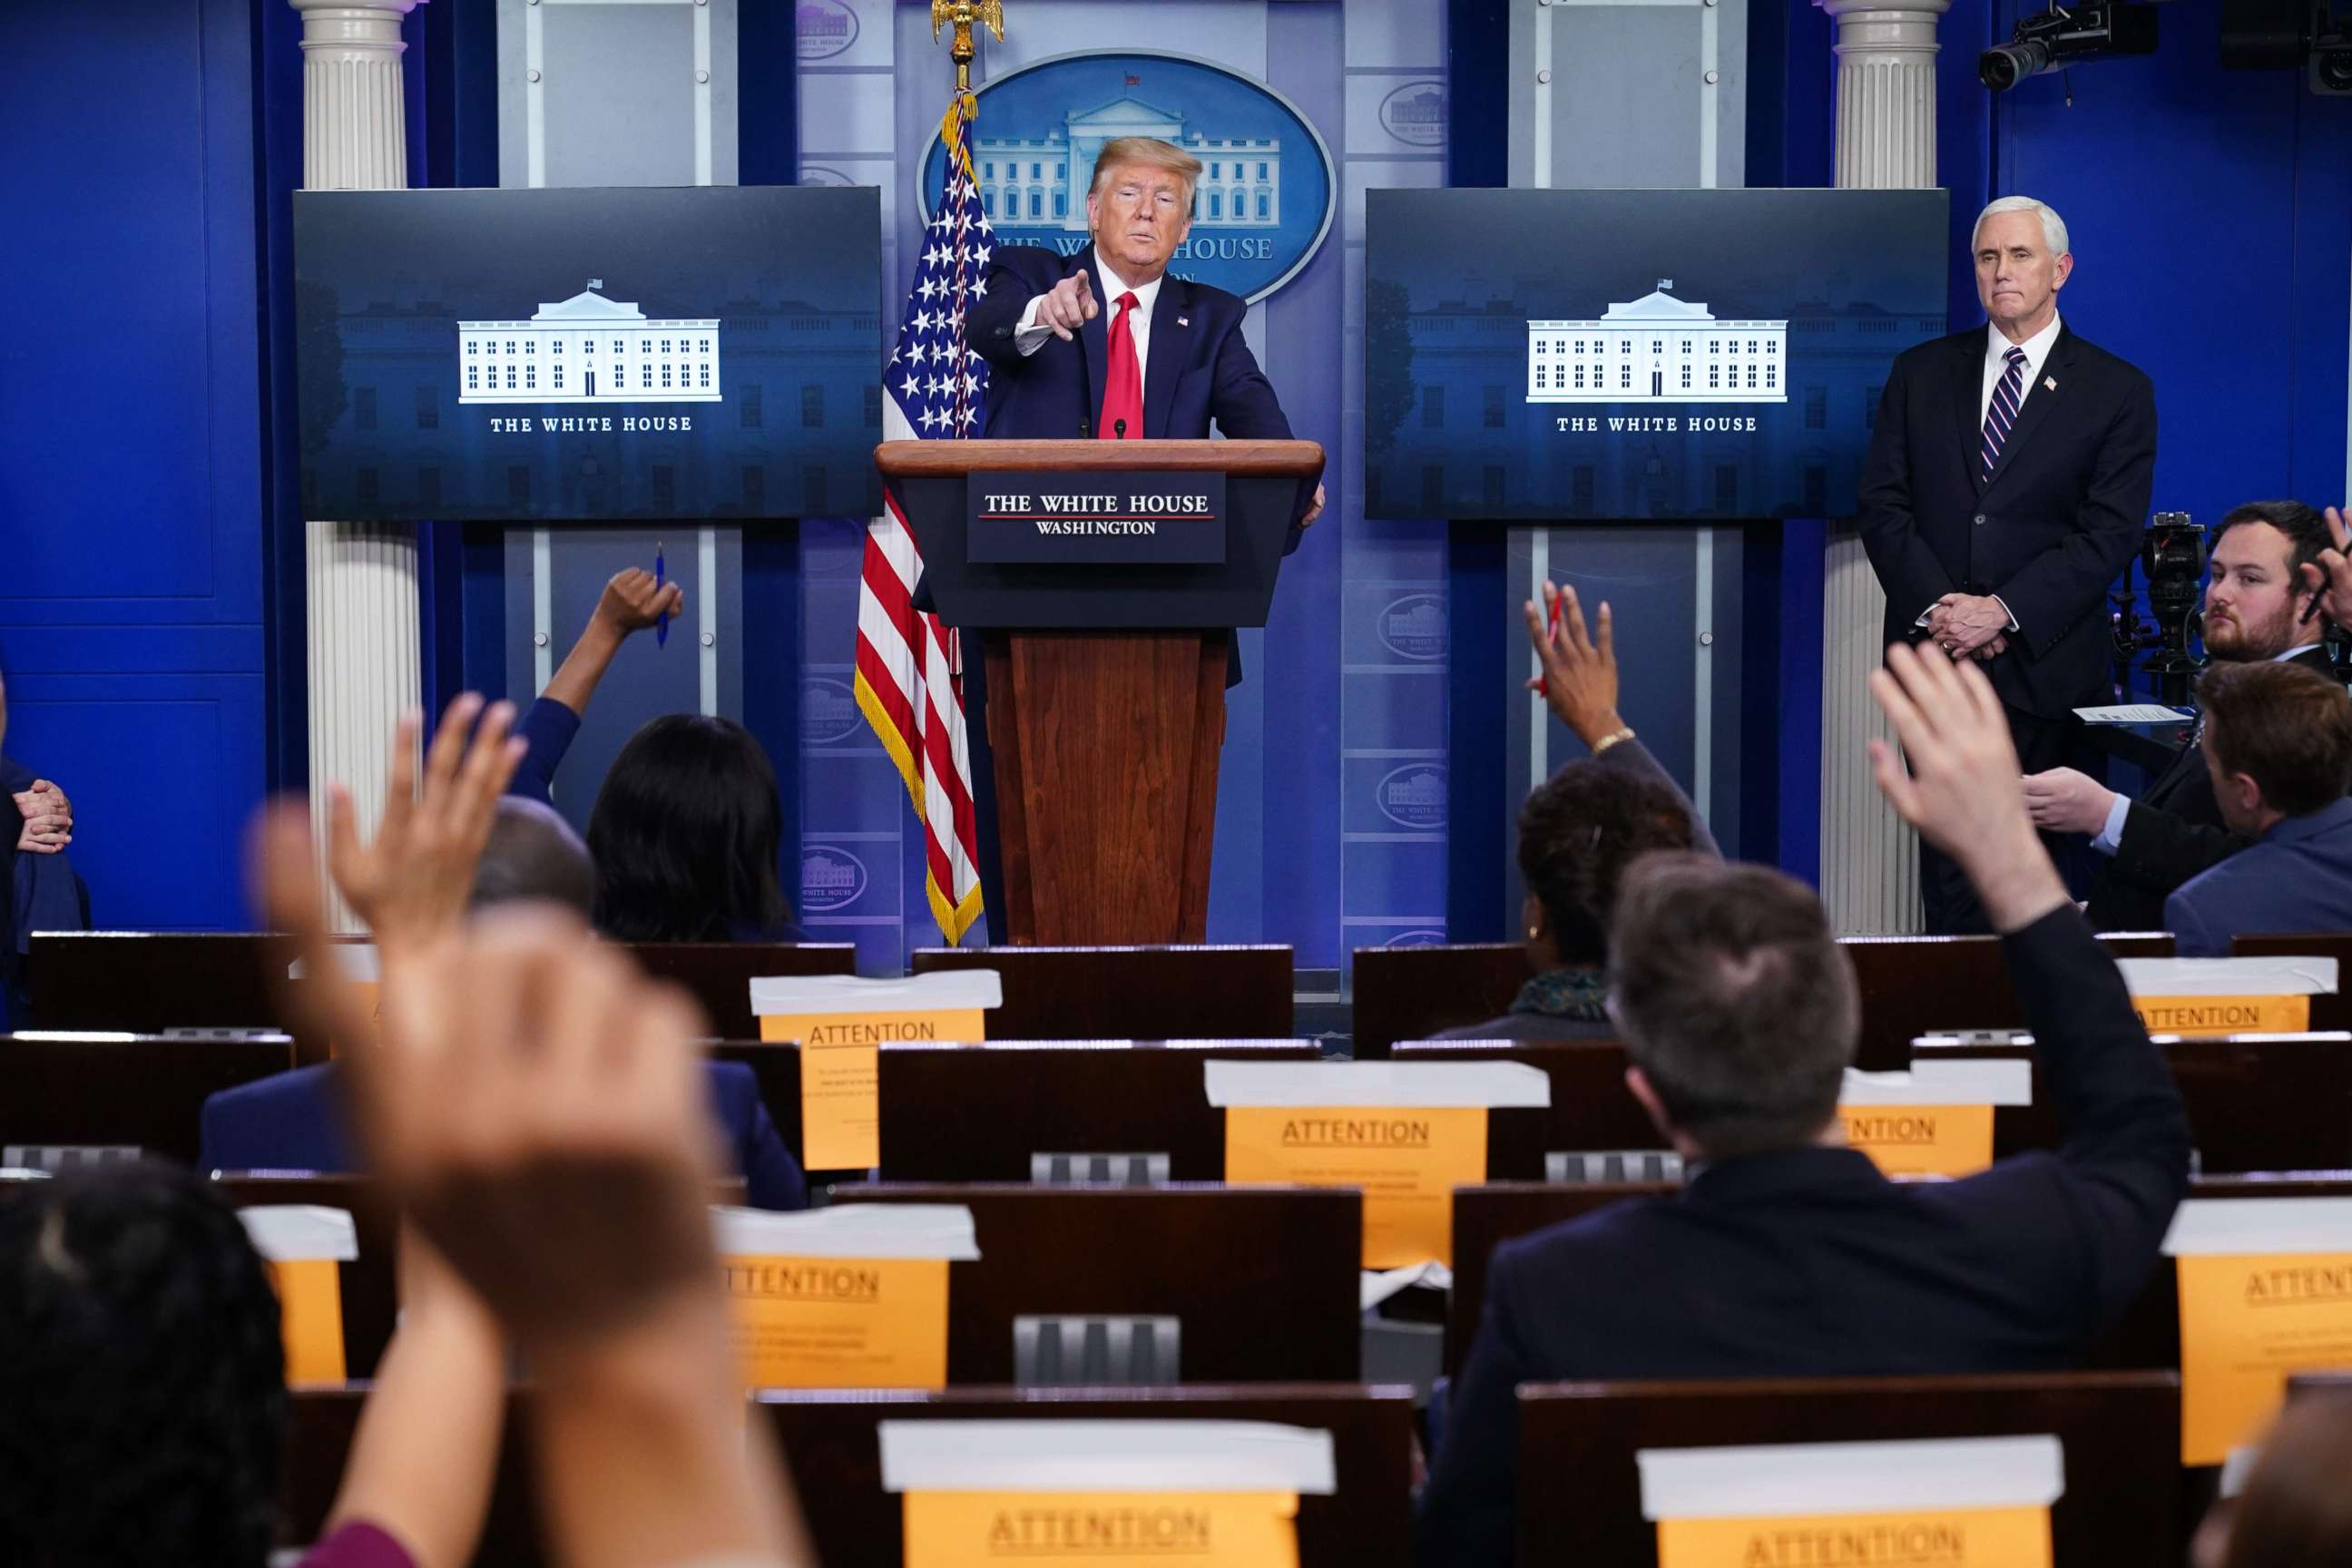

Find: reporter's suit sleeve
<box><xmin>2005</xmin><ymin>906</ymin><xmax>2192</xmax><ymax>1324</ymax></box>
<box><xmin>1992</xmin><ymin>370</ymin><xmax>2157</xmax><ymax>655</ymax></box>
<box><xmin>1857</xmin><ymin>356</ymin><xmax>1959</xmax><ymax>627</ymax></box>
<box><xmin>1414</xmin><ymin>1243</ymin><xmax>1531</xmax><ymax>1568</ymax></box>
<box><xmin>505</xmin><ymin>697</ymin><xmax>581</xmax><ymax>807</ymax></box>
<box><xmin>2104</xmin><ymin>799</ymin><xmax>2248</xmax><ymax>910</ymax></box>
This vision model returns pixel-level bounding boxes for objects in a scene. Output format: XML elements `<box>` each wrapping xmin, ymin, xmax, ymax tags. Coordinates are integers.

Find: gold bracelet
<box><xmin>1592</xmin><ymin>726</ymin><xmax>1636</xmax><ymax>756</ymax></box>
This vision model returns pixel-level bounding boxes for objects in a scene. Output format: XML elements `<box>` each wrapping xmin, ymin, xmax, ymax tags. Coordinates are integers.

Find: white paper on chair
<box><xmin>2073</xmin><ymin>703</ymin><xmax>2193</xmax><ymax>725</ymax></box>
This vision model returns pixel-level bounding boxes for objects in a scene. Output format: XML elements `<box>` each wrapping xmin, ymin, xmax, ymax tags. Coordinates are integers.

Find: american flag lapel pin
<box><xmin>2043</xmin><ymin>375</ymin><xmax>2058</xmax><ymax>391</ymax></box>
<box><xmin>1177</xmin><ymin>315</ymin><xmax>1189</xmax><ymax>327</ymax></box>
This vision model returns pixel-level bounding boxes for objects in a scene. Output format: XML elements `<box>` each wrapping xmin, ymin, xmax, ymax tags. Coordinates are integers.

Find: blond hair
<box><xmin>1088</xmin><ymin>138</ymin><xmax>1202</xmax><ymax>207</ymax></box>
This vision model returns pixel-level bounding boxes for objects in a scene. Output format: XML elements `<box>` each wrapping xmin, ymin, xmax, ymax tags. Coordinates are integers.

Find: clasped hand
<box><xmin>1926</xmin><ymin>593</ymin><xmax>2011</xmax><ymax>662</ymax></box>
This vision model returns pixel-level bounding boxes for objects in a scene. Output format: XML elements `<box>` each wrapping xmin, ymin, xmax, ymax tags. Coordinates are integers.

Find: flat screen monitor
<box><xmin>294</xmin><ymin>185</ymin><xmax>883</xmax><ymax>524</ymax></box>
<box><xmin>1362</xmin><ymin>187</ymin><xmax>1948</xmax><ymax>522</ymax></box>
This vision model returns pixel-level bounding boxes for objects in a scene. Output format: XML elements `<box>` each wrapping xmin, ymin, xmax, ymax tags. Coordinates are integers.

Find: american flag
<box><xmin>852</xmin><ymin>93</ymin><xmax>989</xmax><ymax>944</ymax></box>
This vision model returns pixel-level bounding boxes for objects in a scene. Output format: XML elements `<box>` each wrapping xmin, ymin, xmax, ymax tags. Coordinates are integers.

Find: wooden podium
<box><xmin>877</xmin><ymin>438</ymin><xmax>1324</xmax><ymax>945</ymax></box>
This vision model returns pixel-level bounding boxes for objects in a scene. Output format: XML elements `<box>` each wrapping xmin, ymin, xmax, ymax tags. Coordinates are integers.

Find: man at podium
<box><xmin>952</xmin><ymin>135</ymin><xmax>1322</xmax><ymax>938</ymax></box>
<box><xmin>964</xmin><ymin>134</ymin><xmax>1324</xmax><ymax>531</ymax></box>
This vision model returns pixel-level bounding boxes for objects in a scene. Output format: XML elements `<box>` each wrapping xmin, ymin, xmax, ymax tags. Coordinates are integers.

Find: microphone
<box><xmin>1080</xmin><ymin>415</ymin><xmax>1091</xmax><ymax>437</ymax></box>
<box><xmin>1114</xmin><ymin>418</ymin><xmax>1128</xmax><ymax>440</ymax></box>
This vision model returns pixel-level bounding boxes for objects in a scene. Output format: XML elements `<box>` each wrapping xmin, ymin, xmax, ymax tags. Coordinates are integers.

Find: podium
<box><xmin>877</xmin><ymin>438</ymin><xmax>1324</xmax><ymax>945</ymax></box>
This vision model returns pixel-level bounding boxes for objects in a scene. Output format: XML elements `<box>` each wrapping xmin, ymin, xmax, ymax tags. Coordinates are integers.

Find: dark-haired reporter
<box><xmin>1414</xmin><ymin>642</ymin><xmax>2190</xmax><ymax>1565</ymax></box>
<box><xmin>1438</xmin><ymin>583</ymin><xmax>1713</xmax><ymax>1039</ymax></box>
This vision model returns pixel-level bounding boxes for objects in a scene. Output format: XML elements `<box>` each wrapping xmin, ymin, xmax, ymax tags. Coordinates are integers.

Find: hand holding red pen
<box><xmin>1524</xmin><ymin>580</ymin><xmax>1627</xmax><ymax>750</ymax></box>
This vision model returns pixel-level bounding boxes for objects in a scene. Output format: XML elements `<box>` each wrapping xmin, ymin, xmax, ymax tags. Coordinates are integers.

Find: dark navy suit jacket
<box><xmin>1859</xmin><ymin>326</ymin><xmax>2156</xmax><ymax>719</ymax></box>
<box><xmin>2165</xmin><ymin>796</ymin><xmax>2352</xmax><ymax>956</ymax></box>
<box><xmin>200</xmin><ymin>1060</ymin><xmax>808</xmax><ymax>1211</ymax></box>
<box><xmin>2086</xmin><ymin>644</ymin><xmax>2335</xmax><ymax>932</ymax></box>
<box><xmin>1414</xmin><ymin>907</ymin><xmax>2191</xmax><ymax>1566</ymax></box>
<box><xmin>0</xmin><ymin>754</ymin><xmax>91</xmax><ymax>1028</ymax></box>
<box><xmin>964</xmin><ymin>243</ymin><xmax>1294</xmax><ymax>446</ymax></box>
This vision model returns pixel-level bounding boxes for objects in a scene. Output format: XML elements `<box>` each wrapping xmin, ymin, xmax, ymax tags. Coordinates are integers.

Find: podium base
<box><xmin>983</xmin><ymin>630</ymin><xmax>1228</xmax><ymax>946</ymax></box>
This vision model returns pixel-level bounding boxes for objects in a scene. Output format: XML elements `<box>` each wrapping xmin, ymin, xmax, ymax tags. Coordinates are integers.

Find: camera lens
<box><xmin>2318</xmin><ymin>45</ymin><xmax>2352</xmax><ymax>93</ymax></box>
<box><xmin>1979</xmin><ymin>38</ymin><xmax>2052</xmax><ymax>91</ymax></box>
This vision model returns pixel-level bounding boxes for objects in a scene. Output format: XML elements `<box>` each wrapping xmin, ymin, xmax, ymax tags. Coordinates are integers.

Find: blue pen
<box><xmin>654</xmin><ymin>541</ymin><xmax>668</xmax><ymax>648</ymax></box>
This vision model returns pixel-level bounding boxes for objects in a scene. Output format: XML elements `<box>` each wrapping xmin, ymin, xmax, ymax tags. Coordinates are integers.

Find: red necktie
<box><xmin>1099</xmin><ymin>290</ymin><xmax>1142</xmax><ymax>439</ymax></box>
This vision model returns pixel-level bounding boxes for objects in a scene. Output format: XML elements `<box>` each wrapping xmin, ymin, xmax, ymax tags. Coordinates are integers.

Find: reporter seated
<box><xmin>1414</xmin><ymin>644</ymin><xmax>2192</xmax><ymax>1567</ymax></box>
<box><xmin>2194</xmin><ymin>1391</ymin><xmax>2352</xmax><ymax>1568</ymax></box>
<box><xmin>2164</xmin><ymin>660</ymin><xmax>2352</xmax><ymax>956</ymax></box>
<box><xmin>202</xmin><ymin>704</ymin><xmax>806</xmax><ymax>1210</ymax></box>
<box><xmin>0</xmin><ymin>1161</ymin><xmax>505</xmax><ymax>1568</ymax></box>
<box><xmin>1439</xmin><ymin>583</ymin><xmax>1712</xmax><ymax>1040</ymax></box>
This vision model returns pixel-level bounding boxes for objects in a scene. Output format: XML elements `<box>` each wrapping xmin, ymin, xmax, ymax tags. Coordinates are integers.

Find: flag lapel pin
<box><xmin>2043</xmin><ymin>375</ymin><xmax>2058</xmax><ymax>391</ymax></box>
<box><xmin>1177</xmin><ymin>315</ymin><xmax>1189</xmax><ymax>327</ymax></box>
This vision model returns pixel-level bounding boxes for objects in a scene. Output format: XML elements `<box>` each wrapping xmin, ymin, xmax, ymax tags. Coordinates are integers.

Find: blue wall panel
<box><xmin>0</xmin><ymin>0</ymin><xmax>269</xmax><ymax>930</ymax></box>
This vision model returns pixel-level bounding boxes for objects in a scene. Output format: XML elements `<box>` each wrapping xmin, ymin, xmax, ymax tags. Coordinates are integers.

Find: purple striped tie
<box><xmin>1981</xmin><ymin>346</ymin><xmax>2027</xmax><ymax>481</ymax></box>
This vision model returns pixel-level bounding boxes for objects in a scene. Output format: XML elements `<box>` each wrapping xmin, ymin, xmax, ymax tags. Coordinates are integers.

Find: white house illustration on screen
<box><xmin>974</xmin><ymin>93</ymin><xmax>1280</xmax><ymax>229</ymax></box>
<box><xmin>1525</xmin><ymin>281</ymin><xmax>1787</xmax><ymax>405</ymax></box>
<box><xmin>456</xmin><ymin>281</ymin><xmax>720</xmax><ymax>405</ymax></box>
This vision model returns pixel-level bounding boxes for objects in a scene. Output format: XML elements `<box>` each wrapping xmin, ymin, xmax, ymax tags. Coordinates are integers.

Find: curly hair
<box><xmin>0</xmin><ymin>1162</ymin><xmax>287</xmax><ymax>1568</ymax></box>
<box><xmin>1515</xmin><ymin>760</ymin><xmax>1697</xmax><ymax>965</ymax></box>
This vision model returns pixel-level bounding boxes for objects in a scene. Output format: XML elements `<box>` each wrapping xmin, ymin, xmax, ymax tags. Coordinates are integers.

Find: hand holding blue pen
<box><xmin>654</xmin><ymin>542</ymin><xmax>669</xmax><ymax>648</ymax></box>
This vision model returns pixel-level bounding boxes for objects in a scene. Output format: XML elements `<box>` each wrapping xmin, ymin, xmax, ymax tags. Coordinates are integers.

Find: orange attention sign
<box><xmin>715</xmin><ymin>1205</ymin><xmax>977</xmax><ymax>1390</ymax></box>
<box><xmin>2118</xmin><ymin>955</ymin><xmax>2333</xmax><ymax>1039</ymax></box>
<box><xmin>1657</xmin><ymin>1506</ymin><xmax>2052</xmax><ymax>1567</ymax></box>
<box><xmin>239</xmin><ymin>1207</ymin><xmax>358</xmax><ymax>1386</ymax></box>
<box><xmin>750</xmin><ymin>973</ymin><xmax>1000</xmax><ymax>1171</ymax></box>
<box><xmin>1640</xmin><ymin>1436</ymin><xmax>2063</xmax><ymax>1568</ymax></box>
<box><xmin>2132</xmin><ymin>995</ymin><xmax>2309</xmax><ymax>1036</ymax></box>
<box><xmin>880</xmin><ymin>1417</ymin><xmax>1336</xmax><ymax>1568</ymax></box>
<box><xmin>2167</xmin><ymin>1199</ymin><xmax>2352</xmax><ymax>1465</ymax></box>
<box><xmin>1222</xmin><ymin>1104</ymin><xmax>1485</xmax><ymax>1268</ymax></box>
<box><xmin>902</xmin><ymin>1491</ymin><xmax>1300</xmax><ymax>1568</ymax></box>
<box><xmin>1204</xmin><ymin>1060</ymin><xmax>1549</xmax><ymax>1268</ymax></box>
<box><xmin>1837</xmin><ymin>1063</ymin><xmax>2029</xmax><ymax>1180</ymax></box>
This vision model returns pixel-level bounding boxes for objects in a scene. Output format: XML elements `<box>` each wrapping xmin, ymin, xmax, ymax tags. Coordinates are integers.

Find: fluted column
<box><xmin>292</xmin><ymin>0</ymin><xmax>423</xmax><ymax>928</ymax></box>
<box><xmin>1815</xmin><ymin>0</ymin><xmax>1946</xmax><ymax>935</ymax></box>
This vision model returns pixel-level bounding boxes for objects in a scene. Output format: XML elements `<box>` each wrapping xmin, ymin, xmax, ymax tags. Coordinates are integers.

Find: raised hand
<box><xmin>2298</xmin><ymin>505</ymin><xmax>2352</xmax><ymax>629</ymax></box>
<box><xmin>594</xmin><ymin>567</ymin><xmax>684</xmax><ymax>636</ymax></box>
<box><xmin>1034</xmin><ymin>267</ymin><xmax>1098</xmax><ymax>341</ymax></box>
<box><xmin>1867</xmin><ymin>642</ymin><xmax>2069</xmax><ymax>933</ymax></box>
<box><xmin>1524</xmin><ymin>580</ymin><xmax>1625</xmax><ymax>750</ymax></box>
<box><xmin>327</xmin><ymin>694</ymin><xmax>524</xmax><ymax>954</ymax></box>
<box><xmin>265</xmin><ymin>807</ymin><xmax>720</xmax><ymax>1346</ymax></box>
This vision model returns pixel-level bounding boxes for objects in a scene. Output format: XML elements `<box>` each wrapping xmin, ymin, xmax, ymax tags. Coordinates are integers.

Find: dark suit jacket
<box><xmin>0</xmin><ymin>754</ymin><xmax>91</xmax><ymax>1029</ymax></box>
<box><xmin>2085</xmin><ymin>645</ymin><xmax>2335</xmax><ymax>932</ymax></box>
<box><xmin>964</xmin><ymin>243</ymin><xmax>1293</xmax><ymax>445</ymax></box>
<box><xmin>1414</xmin><ymin>907</ymin><xmax>2191</xmax><ymax>1566</ymax></box>
<box><xmin>1858</xmin><ymin>325</ymin><xmax>2157</xmax><ymax>718</ymax></box>
<box><xmin>2165</xmin><ymin>797</ymin><xmax>2352</xmax><ymax>957</ymax></box>
<box><xmin>200</xmin><ymin>1061</ymin><xmax>808</xmax><ymax>1211</ymax></box>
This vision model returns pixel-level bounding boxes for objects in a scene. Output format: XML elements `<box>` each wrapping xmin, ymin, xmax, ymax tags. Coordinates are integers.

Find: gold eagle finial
<box><xmin>930</xmin><ymin>1</ymin><xmax>1006</xmax><ymax>93</ymax></box>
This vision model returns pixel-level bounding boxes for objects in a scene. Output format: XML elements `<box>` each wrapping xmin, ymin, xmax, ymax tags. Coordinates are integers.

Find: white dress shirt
<box><xmin>1013</xmin><ymin>254</ymin><xmax>1162</xmax><ymax>418</ymax></box>
<box><xmin>2091</xmin><ymin>640</ymin><xmax>2328</xmax><ymax>854</ymax></box>
<box><xmin>1981</xmin><ymin>312</ymin><xmax>2064</xmax><ymax>427</ymax></box>
<box><xmin>1917</xmin><ymin>314</ymin><xmax>2069</xmax><ymax>638</ymax></box>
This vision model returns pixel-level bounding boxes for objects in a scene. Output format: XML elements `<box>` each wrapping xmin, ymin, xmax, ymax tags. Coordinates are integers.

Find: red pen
<box><xmin>1536</xmin><ymin>584</ymin><xmax>1562</xmax><ymax>698</ymax></box>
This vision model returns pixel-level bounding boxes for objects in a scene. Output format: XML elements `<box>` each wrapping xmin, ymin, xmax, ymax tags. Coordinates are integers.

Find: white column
<box><xmin>1813</xmin><ymin>0</ymin><xmax>1946</xmax><ymax>935</ymax></box>
<box><xmin>292</xmin><ymin>0</ymin><xmax>424</xmax><ymax>929</ymax></box>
